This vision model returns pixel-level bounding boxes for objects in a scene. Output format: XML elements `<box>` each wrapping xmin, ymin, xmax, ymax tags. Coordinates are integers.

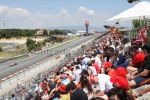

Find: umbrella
<box><xmin>107</xmin><ymin>1</ymin><xmax>150</xmax><ymax>21</ymax></box>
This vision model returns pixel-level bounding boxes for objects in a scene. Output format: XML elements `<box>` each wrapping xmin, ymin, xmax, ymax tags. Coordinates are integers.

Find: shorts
<box><xmin>134</xmin><ymin>76</ymin><xmax>147</xmax><ymax>85</ymax></box>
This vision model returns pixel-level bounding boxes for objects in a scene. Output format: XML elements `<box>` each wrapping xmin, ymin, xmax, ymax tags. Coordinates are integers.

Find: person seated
<box><xmin>58</xmin><ymin>84</ymin><xmax>70</xmax><ymax>100</ymax></box>
<box><xmin>99</xmin><ymin>63</ymin><xmax>129</xmax><ymax>93</ymax></box>
<box><xmin>107</xmin><ymin>87</ymin><xmax>129</xmax><ymax>100</ymax></box>
<box><xmin>110</xmin><ymin>67</ymin><xmax>129</xmax><ymax>90</ymax></box>
<box><xmin>102</xmin><ymin>62</ymin><xmax>115</xmax><ymax>76</ymax></box>
<box><xmin>91</xmin><ymin>58</ymin><xmax>100</xmax><ymax>74</ymax></box>
<box><xmin>94</xmin><ymin>74</ymin><xmax>113</xmax><ymax>98</ymax></box>
<box><xmin>87</xmin><ymin>61</ymin><xmax>97</xmax><ymax>76</ymax></box>
<box><xmin>66</xmin><ymin>81</ymin><xmax>88</xmax><ymax>100</ymax></box>
<box><xmin>73</xmin><ymin>66</ymin><xmax>81</xmax><ymax>84</ymax></box>
<box><xmin>127</xmin><ymin>46</ymin><xmax>145</xmax><ymax>73</ymax></box>
<box><xmin>129</xmin><ymin>44</ymin><xmax>150</xmax><ymax>88</ymax></box>
<box><xmin>79</xmin><ymin>75</ymin><xmax>94</xmax><ymax>100</ymax></box>
<box><xmin>115</xmin><ymin>53</ymin><xmax>129</xmax><ymax>68</ymax></box>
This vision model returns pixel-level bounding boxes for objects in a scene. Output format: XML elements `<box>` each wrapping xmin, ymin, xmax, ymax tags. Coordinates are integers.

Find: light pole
<box><xmin>3</xmin><ymin>23</ymin><xmax>5</xmax><ymax>29</ymax></box>
<box><xmin>85</xmin><ymin>21</ymin><xmax>89</xmax><ymax>36</ymax></box>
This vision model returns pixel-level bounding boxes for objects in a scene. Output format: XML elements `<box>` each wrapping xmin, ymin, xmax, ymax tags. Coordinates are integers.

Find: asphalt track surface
<box><xmin>0</xmin><ymin>35</ymin><xmax>97</xmax><ymax>80</ymax></box>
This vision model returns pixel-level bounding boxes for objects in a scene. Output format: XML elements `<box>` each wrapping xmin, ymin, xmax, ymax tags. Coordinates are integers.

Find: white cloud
<box><xmin>35</xmin><ymin>9</ymin><xmax>69</xmax><ymax>18</ymax></box>
<box><xmin>32</xmin><ymin>9</ymin><xmax>70</xmax><ymax>28</ymax></box>
<box><xmin>0</xmin><ymin>6</ymin><xmax>71</xmax><ymax>28</ymax></box>
<box><xmin>78</xmin><ymin>6</ymin><xmax>95</xmax><ymax>16</ymax></box>
<box><xmin>0</xmin><ymin>5</ymin><xmax>110</xmax><ymax>29</ymax></box>
<box><xmin>0</xmin><ymin>5</ymin><xmax>30</xmax><ymax>16</ymax></box>
<box><xmin>57</xmin><ymin>9</ymin><xmax>70</xmax><ymax>17</ymax></box>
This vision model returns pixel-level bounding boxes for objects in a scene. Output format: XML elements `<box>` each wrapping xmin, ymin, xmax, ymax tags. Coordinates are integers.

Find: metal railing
<box><xmin>121</xmin><ymin>25</ymin><xmax>150</xmax><ymax>39</ymax></box>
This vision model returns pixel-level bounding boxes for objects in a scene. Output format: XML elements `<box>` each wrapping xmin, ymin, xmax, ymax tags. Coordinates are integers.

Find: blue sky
<box><xmin>0</xmin><ymin>0</ymin><xmax>149</xmax><ymax>29</ymax></box>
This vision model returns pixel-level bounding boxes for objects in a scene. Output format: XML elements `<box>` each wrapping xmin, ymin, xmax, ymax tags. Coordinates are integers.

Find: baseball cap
<box><xmin>59</xmin><ymin>84</ymin><xmax>66</xmax><ymax>93</ymax></box>
<box><xmin>103</xmin><ymin>62</ymin><xmax>112</xmax><ymax>68</ymax></box>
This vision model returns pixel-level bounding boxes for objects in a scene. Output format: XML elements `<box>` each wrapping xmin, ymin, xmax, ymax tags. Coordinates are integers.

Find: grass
<box><xmin>0</xmin><ymin>43</ymin><xmax>9</xmax><ymax>47</ymax></box>
<box><xmin>0</xmin><ymin>36</ymin><xmax>81</xmax><ymax>60</ymax></box>
<box><xmin>0</xmin><ymin>52</ymin><xmax>15</xmax><ymax>59</ymax></box>
<box><xmin>0</xmin><ymin>48</ymin><xmax>28</xmax><ymax>59</ymax></box>
<box><xmin>0</xmin><ymin>52</ymin><xmax>19</xmax><ymax>59</ymax></box>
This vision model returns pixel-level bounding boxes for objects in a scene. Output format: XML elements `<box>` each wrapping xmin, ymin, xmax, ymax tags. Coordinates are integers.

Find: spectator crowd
<box><xmin>11</xmin><ymin>32</ymin><xmax>150</xmax><ymax>100</ymax></box>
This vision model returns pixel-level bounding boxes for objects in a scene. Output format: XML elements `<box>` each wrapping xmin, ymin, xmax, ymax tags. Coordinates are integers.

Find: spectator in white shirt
<box><xmin>95</xmin><ymin>54</ymin><xmax>102</xmax><ymax>68</ymax></box>
<box><xmin>87</xmin><ymin>61</ymin><xmax>97</xmax><ymax>76</ymax></box>
<box><xmin>94</xmin><ymin>74</ymin><xmax>113</xmax><ymax>97</ymax></box>
<box><xmin>82</xmin><ymin>55</ymin><xmax>91</xmax><ymax>70</ymax></box>
<box><xmin>73</xmin><ymin>66</ymin><xmax>82</xmax><ymax>84</ymax></box>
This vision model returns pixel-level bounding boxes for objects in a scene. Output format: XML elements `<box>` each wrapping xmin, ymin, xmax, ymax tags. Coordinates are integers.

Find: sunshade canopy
<box><xmin>107</xmin><ymin>1</ymin><xmax>150</xmax><ymax>21</ymax></box>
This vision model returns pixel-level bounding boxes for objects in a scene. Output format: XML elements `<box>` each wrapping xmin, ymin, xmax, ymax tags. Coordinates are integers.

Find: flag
<box><xmin>137</xmin><ymin>27</ymin><xmax>148</xmax><ymax>44</ymax></box>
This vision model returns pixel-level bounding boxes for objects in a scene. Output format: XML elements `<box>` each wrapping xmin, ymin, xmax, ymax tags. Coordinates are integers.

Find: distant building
<box><xmin>91</xmin><ymin>30</ymin><xmax>96</xmax><ymax>34</ymax></box>
<box><xmin>36</xmin><ymin>29</ymin><xmax>45</xmax><ymax>36</ymax></box>
<box><xmin>67</xmin><ymin>33</ymin><xmax>76</xmax><ymax>36</ymax></box>
<box><xmin>76</xmin><ymin>31</ymin><xmax>86</xmax><ymax>36</ymax></box>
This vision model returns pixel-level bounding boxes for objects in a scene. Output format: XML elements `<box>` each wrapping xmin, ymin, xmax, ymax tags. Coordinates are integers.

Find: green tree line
<box><xmin>0</xmin><ymin>29</ymin><xmax>72</xmax><ymax>39</ymax></box>
<box><xmin>132</xmin><ymin>18</ymin><xmax>149</xmax><ymax>28</ymax></box>
<box><xmin>0</xmin><ymin>29</ymin><xmax>36</xmax><ymax>38</ymax></box>
<box><xmin>49</xmin><ymin>30</ymin><xmax>63</xmax><ymax>35</ymax></box>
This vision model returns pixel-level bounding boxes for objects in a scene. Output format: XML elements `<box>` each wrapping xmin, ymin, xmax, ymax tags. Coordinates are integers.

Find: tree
<box><xmin>26</xmin><ymin>38</ymin><xmax>36</xmax><ymax>52</ymax></box>
<box><xmin>49</xmin><ymin>30</ymin><xmax>54</xmax><ymax>35</ymax></box>
<box><xmin>53</xmin><ymin>29</ymin><xmax>63</xmax><ymax>35</ymax></box>
<box><xmin>43</xmin><ymin>30</ymin><xmax>48</xmax><ymax>36</ymax></box>
<box><xmin>132</xmin><ymin>18</ymin><xmax>148</xmax><ymax>28</ymax></box>
<box><xmin>35</xmin><ymin>42</ymin><xmax>42</xmax><ymax>51</ymax></box>
<box><xmin>132</xmin><ymin>19</ymin><xmax>141</xmax><ymax>28</ymax></box>
<box><xmin>0</xmin><ymin>29</ymin><xmax>36</xmax><ymax>38</ymax></box>
<box><xmin>0</xmin><ymin>47</ymin><xmax>2</xmax><ymax>52</ymax></box>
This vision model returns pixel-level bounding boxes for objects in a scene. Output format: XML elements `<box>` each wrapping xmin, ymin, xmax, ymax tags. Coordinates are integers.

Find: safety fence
<box><xmin>0</xmin><ymin>37</ymin><xmax>95</xmax><ymax>100</ymax></box>
<box><xmin>122</xmin><ymin>25</ymin><xmax>150</xmax><ymax>39</ymax></box>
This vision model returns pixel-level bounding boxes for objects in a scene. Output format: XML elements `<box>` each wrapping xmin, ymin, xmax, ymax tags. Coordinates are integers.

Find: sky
<box><xmin>0</xmin><ymin>0</ymin><xmax>149</xmax><ymax>29</ymax></box>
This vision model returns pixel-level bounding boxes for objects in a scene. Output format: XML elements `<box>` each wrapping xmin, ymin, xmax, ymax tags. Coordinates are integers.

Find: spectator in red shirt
<box><xmin>110</xmin><ymin>67</ymin><xmax>129</xmax><ymax>90</ymax></box>
<box><xmin>127</xmin><ymin>46</ymin><xmax>145</xmax><ymax>74</ymax></box>
<box><xmin>103</xmin><ymin>62</ymin><xmax>115</xmax><ymax>77</ymax></box>
<box><xmin>129</xmin><ymin>46</ymin><xmax>145</xmax><ymax>67</ymax></box>
<box><xmin>103</xmin><ymin>62</ymin><xmax>129</xmax><ymax>90</ymax></box>
<box><xmin>129</xmin><ymin>44</ymin><xmax>150</xmax><ymax>88</ymax></box>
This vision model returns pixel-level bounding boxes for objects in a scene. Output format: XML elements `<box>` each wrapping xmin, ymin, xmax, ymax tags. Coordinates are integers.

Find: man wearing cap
<box><xmin>94</xmin><ymin>63</ymin><xmax>114</xmax><ymax>97</ymax></box>
<box><xmin>102</xmin><ymin>62</ymin><xmax>116</xmax><ymax>78</ymax></box>
<box><xmin>129</xmin><ymin>44</ymin><xmax>150</xmax><ymax>87</ymax></box>
<box><xmin>127</xmin><ymin>46</ymin><xmax>145</xmax><ymax>73</ymax></box>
